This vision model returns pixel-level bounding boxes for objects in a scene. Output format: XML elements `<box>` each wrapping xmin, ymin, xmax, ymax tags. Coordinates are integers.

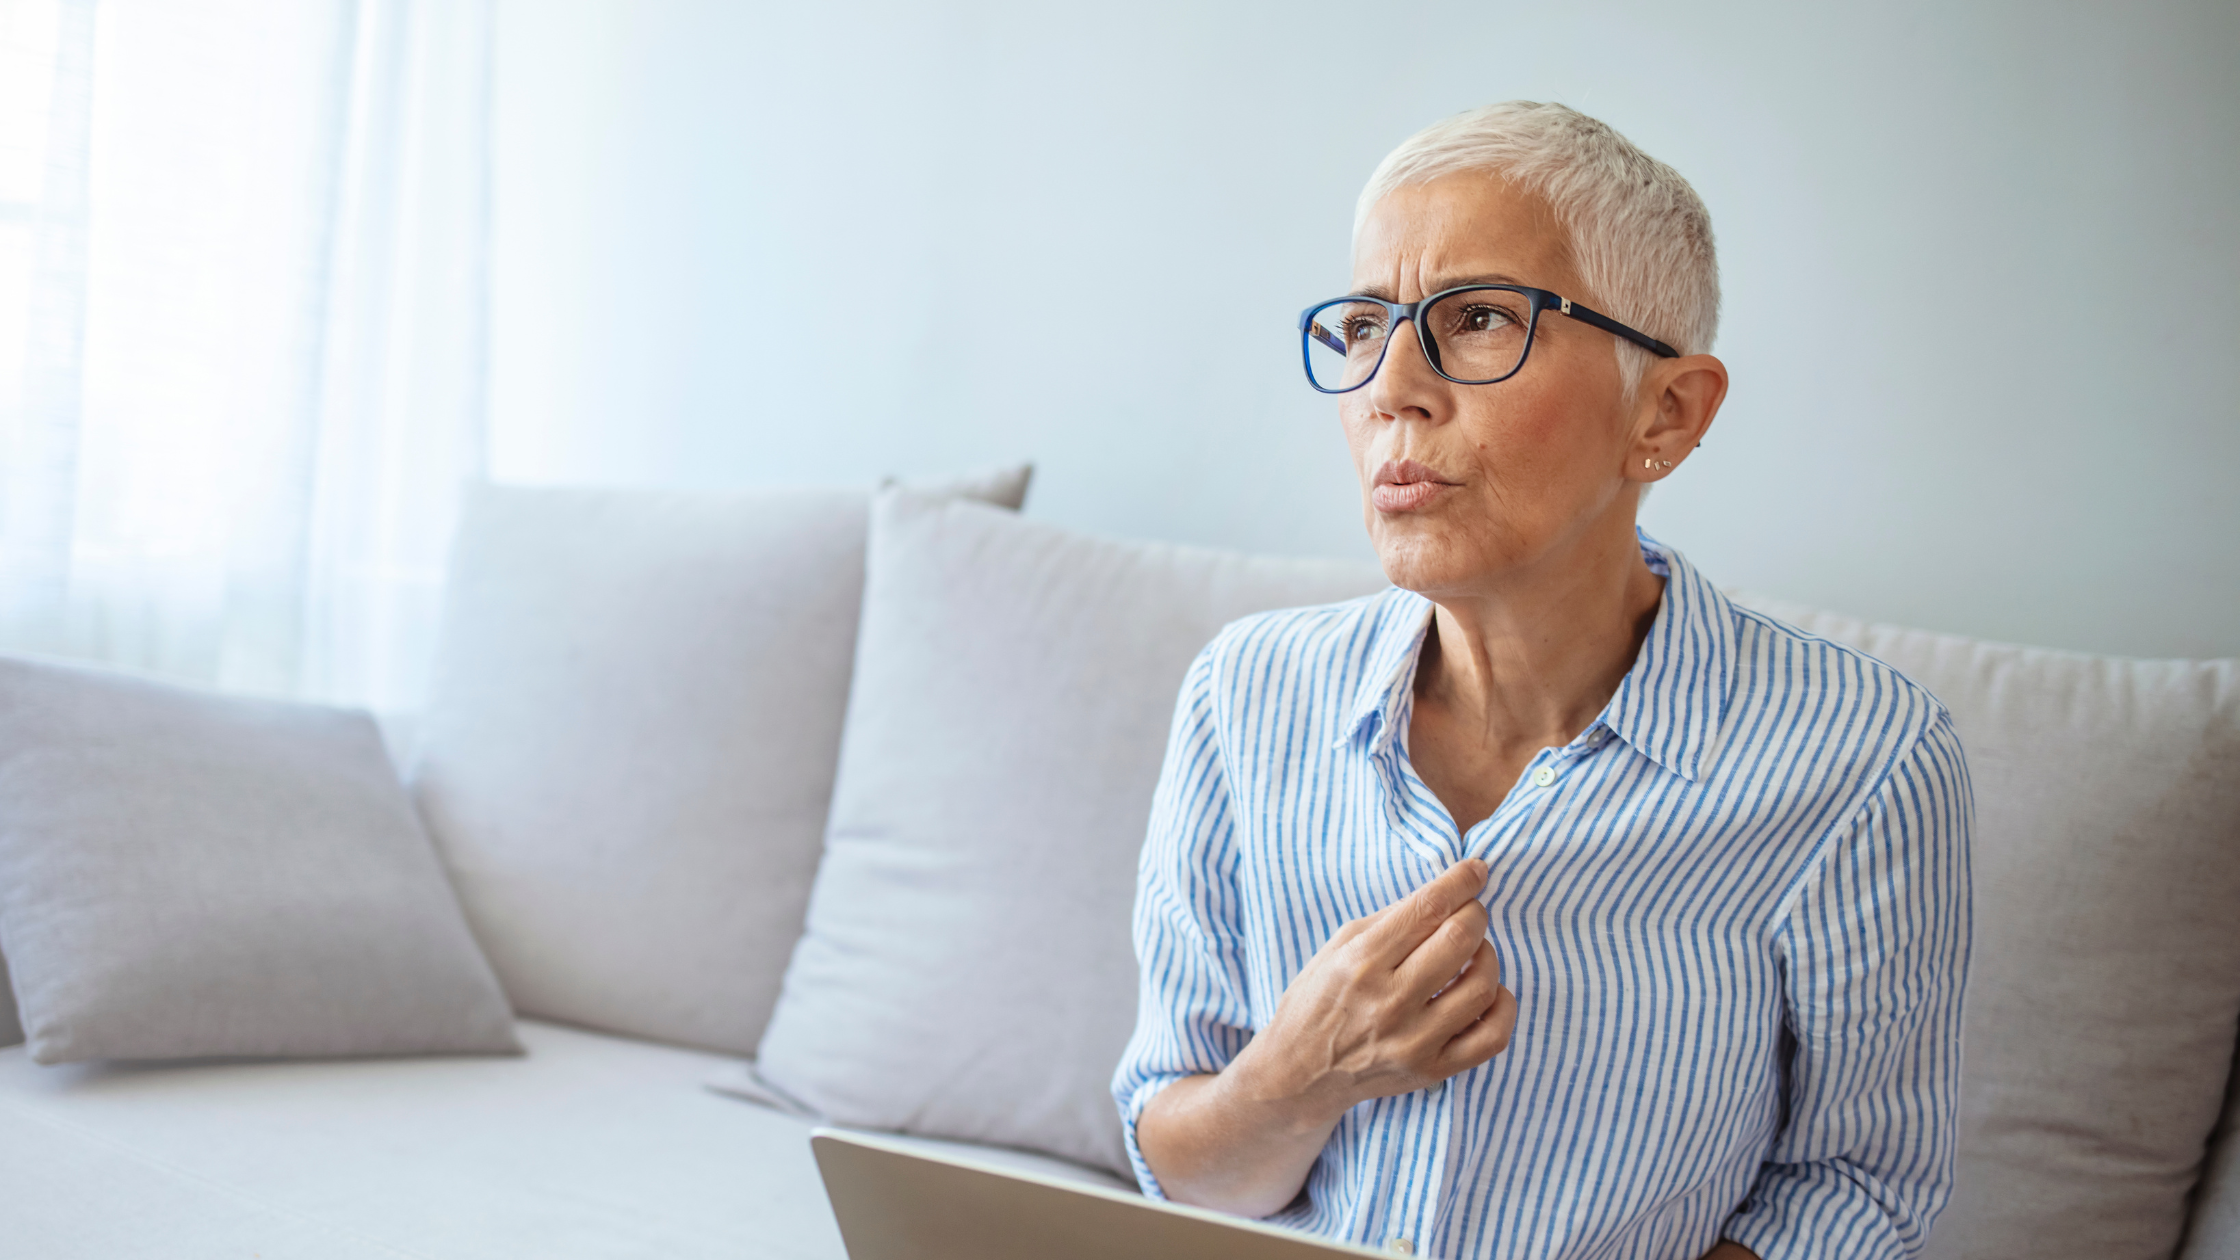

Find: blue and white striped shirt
<box><xmin>1113</xmin><ymin>532</ymin><xmax>1971</xmax><ymax>1260</ymax></box>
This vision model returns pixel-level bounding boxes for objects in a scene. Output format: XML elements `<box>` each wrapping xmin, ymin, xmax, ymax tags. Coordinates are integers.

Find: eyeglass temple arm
<box><xmin>1303</xmin><ymin>316</ymin><xmax>1347</xmax><ymax>356</ymax></box>
<box><xmin>1555</xmin><ymin>298</ymin><xmax>1680</xmax><ymax>359</ymax></box>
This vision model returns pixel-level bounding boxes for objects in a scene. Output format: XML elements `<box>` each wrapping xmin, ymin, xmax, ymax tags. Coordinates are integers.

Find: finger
<box><xmin>1359</xmin><ymin>858</ymin><xmax>1489</xmax><ymax>962</ymax></box>
<box><xmin>1437</xmin><ymin>983</ymin><xmax>1518</xmax><ymax>1074</ymax></box>
<box><xmin>1395</xmin><ymin>900</ymin><xmax>1489</xmax><ymax>1001</ymax></box>
<box><xmin>1440</xmin><ymin>938</ymin><xmax>1501</xmax><ymax>997</ymax></box>
<box><xmin>1460</xmin><ymin>936</ymin><xmax>1501</xmax><ymax>988</ymax></box>
<box><xmin>1421</xmin><ymin>941</ymin><xmax>1501</xmax><ymax>1040</ymax></box>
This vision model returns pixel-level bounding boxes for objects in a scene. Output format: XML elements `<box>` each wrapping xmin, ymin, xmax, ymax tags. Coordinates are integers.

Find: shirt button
<box><xmin>1531</xmin><ymin>765</ymin><xmax>1556</xmax><ymax>787</ymax></box>
<box><xmin>1386</xmin><ymin>1240</ymin><xmax>1416</xmax><ymax>1255</ymax></box>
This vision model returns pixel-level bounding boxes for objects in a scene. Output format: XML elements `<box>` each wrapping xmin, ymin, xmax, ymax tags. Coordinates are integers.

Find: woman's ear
<box><xmin>1626</xmin><ymin>354</ymin><xmax>1727</xmax><ymax>483</ymax></box>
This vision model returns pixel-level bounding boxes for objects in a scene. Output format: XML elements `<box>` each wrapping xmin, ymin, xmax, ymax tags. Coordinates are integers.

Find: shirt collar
<box><xmin>1599</xmin><ymin>530</ymin><xmax>1737</xmax><ymax>781</ymax></box>
<box><xmin>1338</xmin><ymin>590</ymin><xmax>1436</xmax><ymax>756</ymax></box>
<box><xmin>1336</xmin><ymin>530</ymin><xmax>1738</xmax><ymax>782</ymax></box>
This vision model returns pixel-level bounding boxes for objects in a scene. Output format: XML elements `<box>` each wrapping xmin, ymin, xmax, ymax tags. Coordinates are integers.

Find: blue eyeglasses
<box><xmin>1299</xmin><ymin>284</ymin><xmax>1678</xmax><ymax>393</ymax></box>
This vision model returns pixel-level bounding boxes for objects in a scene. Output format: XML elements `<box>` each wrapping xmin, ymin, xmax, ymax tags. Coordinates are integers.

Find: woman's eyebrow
<box><xmin>1448</xmin><ymin>272</ymin><xmax>1527</xmax><ymax>289</ymax></box>
<box><xmin>1349</xmin><ymin>273</ymin><xmax>1529</xmax><ymax>302</ymax></box>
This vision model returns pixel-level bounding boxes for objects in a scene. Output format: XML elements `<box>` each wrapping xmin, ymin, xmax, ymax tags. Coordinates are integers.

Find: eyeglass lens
<box><xmin>1303</xmin><ymin>288</ymin><xmax>1536</xmax><ymax>391</ymax></box>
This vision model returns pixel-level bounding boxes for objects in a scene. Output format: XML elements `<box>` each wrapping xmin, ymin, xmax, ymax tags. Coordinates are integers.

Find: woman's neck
<box><xmin>1414</xmin><ymin>525</ymin><xmax>1666</xmax><ymax>754</ymax></box>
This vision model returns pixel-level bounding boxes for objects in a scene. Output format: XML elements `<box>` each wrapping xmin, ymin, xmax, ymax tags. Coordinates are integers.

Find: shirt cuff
<box><xmin>1118</xmin><ymin>1072</ymin><xmax>1185</xmax><ymax>1201</ymax></box>
<box><xmin>1719</xmin><ymin>1169</ymin><xmax>1912</xmax><ymax>1260</ymax></box>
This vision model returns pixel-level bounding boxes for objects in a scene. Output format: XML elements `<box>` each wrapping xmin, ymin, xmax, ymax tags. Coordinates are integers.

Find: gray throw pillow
<box><xmin>1732</xmin><ymin>594</ymin><xmax>2240</xmax><ymax>1260</ymax></box>
<box><xmin>0</xmin><ymin>656</ymin><xmax>519</xmax><ymax>1065</ymax></box>
<box><xmin>741</xmin><ymin>490</ymin><xmax>1388</xmax><ymax>1174</ymax></box>
<box><xmin>413</xmin><ymin>468</ymin><xmax>1031</xmax><ymax>1056</ymax></box>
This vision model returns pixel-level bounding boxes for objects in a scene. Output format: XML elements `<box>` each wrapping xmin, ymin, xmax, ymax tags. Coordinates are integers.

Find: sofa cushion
<box><xmin>745</xmin><ymin>490</ymin><xmax>1388</xmax><ymax>1175</ymax></box>
<box><xmin>413</xmin><ymin>469</ymin><xmax>1028</xmax><ymax>1057</ymax></box>
<box><xmin>1732</xmin><ymin>594</ymin><xmax>2240</xmax><ymax>1260</ymax></box>
<box><xmin>0</xmin><ymin>655</ymin><xmax>518</xmax><ymax>1064</ymax></box>
<box><xmin>0</xmin><ymin>1018</ymin><xmax>1125</xmax><ymax>1260</ymax></box>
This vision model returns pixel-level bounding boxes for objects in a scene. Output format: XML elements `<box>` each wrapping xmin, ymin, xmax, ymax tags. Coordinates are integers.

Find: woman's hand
<box><xmin>1137</xmin><ymin>858</ymin><xmax>1518</xmax><ymax>1217</ymax></box>
<box><xmin>1245</xmin><ymin>856</ymin><xmax>1516</xmax><ymax>1116</ymax></box>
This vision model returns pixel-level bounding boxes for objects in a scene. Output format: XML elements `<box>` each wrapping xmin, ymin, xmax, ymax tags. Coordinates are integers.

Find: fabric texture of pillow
<box><xmin>413</xmin><ymin>468</ymin><xmax>1030</xmax><ymax>1056</ymax></box>
<box><xmin>739</xmin><ymin>490</ymin><xmax>1389</xmax><ymax>1175</ymax></box>
<box><xmin>0</xmin><ymin>656</ymin><xmax>520</xmax><ymax>1065</ymax></box>
<box><xmin>1731</xmin><ymin>594</ymin><xmax>2240</xmax><ymax>1260</ymax></box>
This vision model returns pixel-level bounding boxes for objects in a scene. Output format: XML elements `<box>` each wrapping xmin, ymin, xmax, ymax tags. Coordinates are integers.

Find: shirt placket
<box><xmin>1364</xmin><ymin>714</ymin><xmax>1459</xmax><ymax>1256</ymax></box>
<box><xmin>1424</xmin><ymin>723</ymin><xmax>1615</xmax><ymax>1257</ymax></box>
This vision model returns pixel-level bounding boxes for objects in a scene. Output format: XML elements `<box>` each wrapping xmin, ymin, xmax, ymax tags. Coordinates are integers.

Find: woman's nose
<box><xmin>1366</xmin><ymin>319</ymin><xmax>1443</xmax><ymax>420</ymax></box>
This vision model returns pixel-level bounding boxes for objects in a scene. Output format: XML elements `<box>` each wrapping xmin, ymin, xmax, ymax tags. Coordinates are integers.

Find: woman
<box><xmin>1112</xmin><ymin>102</ymin><xmax>1970</xmax><ymax>1260</ymax></box>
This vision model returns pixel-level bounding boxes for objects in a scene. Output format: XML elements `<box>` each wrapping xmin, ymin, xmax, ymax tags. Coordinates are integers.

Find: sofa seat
<box><xmin>0</xmin><ymin>1019</ymin><xmax>1131</xmax><ymax>1259</ymax></box>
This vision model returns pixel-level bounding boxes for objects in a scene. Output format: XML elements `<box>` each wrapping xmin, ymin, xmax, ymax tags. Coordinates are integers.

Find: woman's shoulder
<box><xmin>1723</xmin><ymin>595</ymin><xmax>1952</xmax><ymax>732</ymax></box>
<box><xmin>1655</xmin><ymin>534</ymin><xmax>1949</xmax><ymax>744</ymax></box>
<box><xmin>1196</xmin><ymin>586</ymin><xmax>1420</xmax><ymax>691</ymax></box>
<box><xmin>1210</xmin><ymin>585</ymin><xmax>1411</xmax><ymax>651</ymax></box>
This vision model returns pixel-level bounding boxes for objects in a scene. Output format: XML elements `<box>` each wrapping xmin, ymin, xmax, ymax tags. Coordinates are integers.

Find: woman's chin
<box><xmin>1369</xmin><ymin>532</ymin><xmax>1481</xmax><ymax>596</ymax></box>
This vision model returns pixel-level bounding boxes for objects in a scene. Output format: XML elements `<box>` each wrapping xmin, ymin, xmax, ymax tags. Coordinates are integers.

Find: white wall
<box><xmin>490</xmin><ymin>0</ymin><xmax>2240</xmax><ymax>659</ymax></box>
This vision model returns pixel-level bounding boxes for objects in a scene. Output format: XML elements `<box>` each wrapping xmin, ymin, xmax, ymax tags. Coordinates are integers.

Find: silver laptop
<box><xmin>812</xmin><ymin>1127</ymin><xmax>1391</xmax><ymax>1260</ymax></box>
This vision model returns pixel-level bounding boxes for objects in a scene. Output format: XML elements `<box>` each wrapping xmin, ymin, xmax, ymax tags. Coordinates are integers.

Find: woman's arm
<box><xmin>1721</xmin><ymin>715</ymin><xmax>1973</xmax><ymax>1259</ymax></box>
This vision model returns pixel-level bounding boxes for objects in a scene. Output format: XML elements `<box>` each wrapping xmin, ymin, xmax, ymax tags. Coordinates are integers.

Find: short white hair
<box><xmin>1355</xmin><ymin>101</ymin><xmax>1720</xmax><ymax>395</ymax></box>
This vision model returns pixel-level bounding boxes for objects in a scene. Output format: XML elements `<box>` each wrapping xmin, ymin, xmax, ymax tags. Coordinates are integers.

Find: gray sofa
<box><xmin>1</xmin><ymin>479</ymin><xmax>2234</xmax><ymax>1260</ymax></box>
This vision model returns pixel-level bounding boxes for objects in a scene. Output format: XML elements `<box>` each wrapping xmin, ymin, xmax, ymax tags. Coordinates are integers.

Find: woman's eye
<box><xmin>1457</xmin><ymin>305</ymin><xmax>1512</xmax><ymax>333</ymax></box>
<box><xmin>1344</xmin><ymin>318</ymin><xmax>1385</xmax><ymax>343</ymax></box>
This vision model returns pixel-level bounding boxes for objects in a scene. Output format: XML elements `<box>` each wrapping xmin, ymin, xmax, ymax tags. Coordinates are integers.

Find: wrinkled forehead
<box><xmin>1349</xmin><ymin>172</ymin><xmax>1579</xmax><ymax>303</ymax></box>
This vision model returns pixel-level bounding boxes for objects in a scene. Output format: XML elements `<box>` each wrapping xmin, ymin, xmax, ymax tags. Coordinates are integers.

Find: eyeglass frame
<box><xmin>1297</xmin><ymin>283</ymin><xmax>1680</xmax><ymax>394</ymax></box>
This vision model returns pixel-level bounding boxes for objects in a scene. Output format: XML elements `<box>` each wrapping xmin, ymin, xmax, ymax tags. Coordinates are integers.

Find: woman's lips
<box><xmin>1371</xmin><ymin>460</ymin><xmax>1459</xmax><ymax>513</ymax></box>
<box><xmin>1372</xmin><ymin>480</ymin><xmax>1453</xmax><ymax>512</ymax></box>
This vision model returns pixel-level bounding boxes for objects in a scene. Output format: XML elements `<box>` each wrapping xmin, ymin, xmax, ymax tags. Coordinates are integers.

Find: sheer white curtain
<box><xmin>0</xmin><ymin>0</ymin><xmax>490</xmax><ymax>716</ymax></box>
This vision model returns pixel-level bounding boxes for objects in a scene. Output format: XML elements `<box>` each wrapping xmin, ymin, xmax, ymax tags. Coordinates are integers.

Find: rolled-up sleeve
<box><xmin>1111</xmin><ymin>641</ymin><xmax>1257</xmax><ymax>1200</ymax></box>
<box><xmin>1725</xmin><ymin>712</ymin><xmax>1974</xmax><ymax>1260</ymax></box>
